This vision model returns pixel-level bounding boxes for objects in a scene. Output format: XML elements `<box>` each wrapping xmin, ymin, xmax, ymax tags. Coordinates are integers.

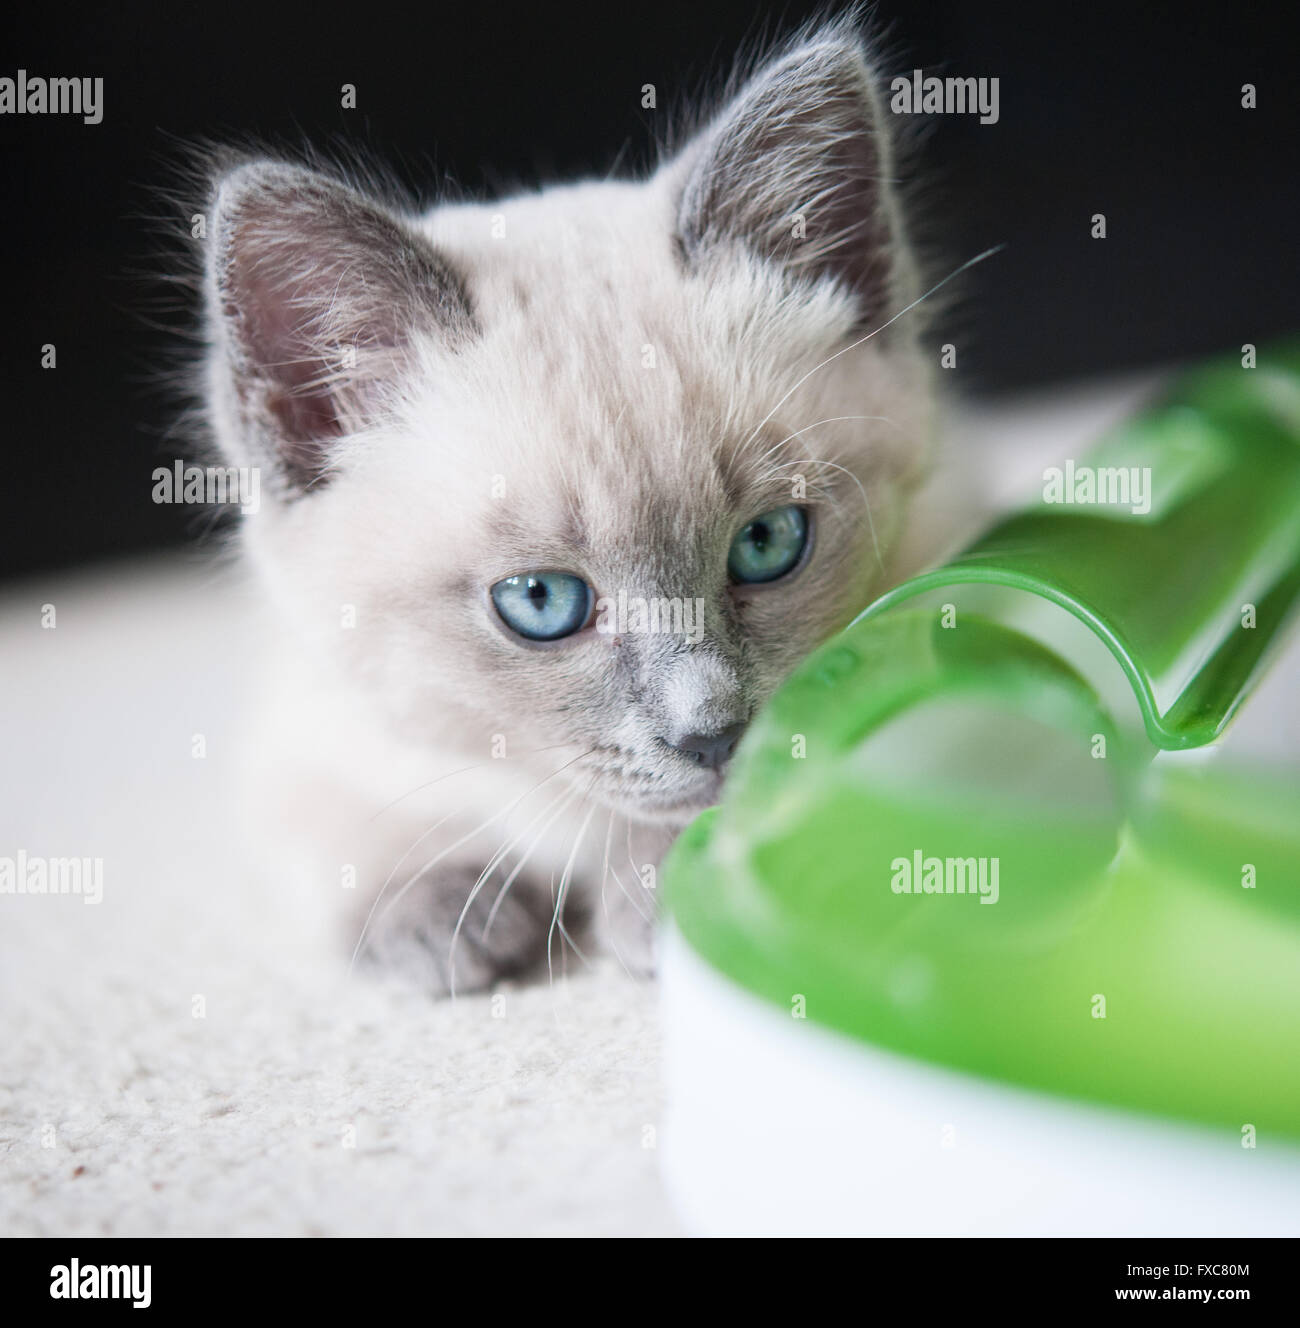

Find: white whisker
<box><xmin>547</xmin><ymin>793</ymin><xmax>599</xmax><ymax>989</ymax></box>
<box><xmin>769</xmin><ymin>454</ymin><xmax>881</xmax><ymax>567</ymax></box>
<box><xmin>596</xmin><ymin>807</ymin><xmax>635</xmax><ymax>979</ymax></box>
<box><xmin>448</xmin><ymin>778</ymin><xmax>586</xmax><ymax>997</ymax></box>
<box><xmin>482</xmin><ymin>783</ymin><xmax>583</xmax><ymax>938</ymax></box>
<box><xmin>741</xmin><ymin>245</ymin><xmax>1006</xmax><ymax>452</ymax></box>
<box><xmin>351</xmin><ymin>748</ymin><xmax>593</xmax><ymax>973</ymax></box>
<box><xmin>605</xmin><ymin>819</ymin><xmax>654</xmax><ymax>923</ymax></box>
<box><xmin>367</xmin><ymin>743</ymin><xmax>573</xmax><ymax>821</ymax></box>
<box><xmin>749</xmin><ymin>414</ymin><xmax>900</xmax><ymax>467</ymax></box>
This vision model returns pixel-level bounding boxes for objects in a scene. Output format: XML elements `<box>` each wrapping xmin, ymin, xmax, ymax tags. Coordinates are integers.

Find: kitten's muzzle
<box><xmin>664</xmin><ymin>721</ymin><xmax>745</xmax><ymax>773</ymax></box>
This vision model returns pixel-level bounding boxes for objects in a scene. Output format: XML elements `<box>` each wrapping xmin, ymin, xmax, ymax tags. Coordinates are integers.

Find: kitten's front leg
<box><xmin>591</xmin><ymin>878</ymin><xmax>658</xmax><ymax>978</ymax></box>
<box><xmin>583</xmin><ymin>817</ymin><xmax>673</xmax><ymax>978</ymax></box>
<box><xmin>353</xmin><ymin>814</ymin><xmax>665</xmax><ymax>993</ymax></box>
<box><xmin>353</xmin><ymin>858</ymin><xmax>575</xmax><ymax>996</ymax></box>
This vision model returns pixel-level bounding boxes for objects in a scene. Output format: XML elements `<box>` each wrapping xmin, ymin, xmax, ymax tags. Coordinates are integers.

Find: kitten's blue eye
<box><xmin>727</xmin><ymin>506</ymin><xmax>809</xmax><ymax>584</ymax></box>
<box><xmin>490</xmin><ymin>572</ymin><xmax>593</xmax><ymax>642</ymax></box>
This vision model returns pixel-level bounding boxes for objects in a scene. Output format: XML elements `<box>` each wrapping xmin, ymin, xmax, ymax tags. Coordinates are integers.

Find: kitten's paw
<box><xmin>353</xmin><ymin>865</ymin><xmax>580</xmax><ymax>996</ymax></box>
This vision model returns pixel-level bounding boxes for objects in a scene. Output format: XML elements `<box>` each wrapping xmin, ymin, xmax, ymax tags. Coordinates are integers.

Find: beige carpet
<box><xmin>0</xmin><ymin>558</ymin><xmax>677</xmax><ymax>1236</ymax></box>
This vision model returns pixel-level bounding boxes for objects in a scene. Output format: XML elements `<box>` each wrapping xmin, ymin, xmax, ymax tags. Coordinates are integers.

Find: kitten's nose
<box><xmin>667</xmin><ymin>722</ymin><xmax>745</xmax><ymax>772</ymax></box>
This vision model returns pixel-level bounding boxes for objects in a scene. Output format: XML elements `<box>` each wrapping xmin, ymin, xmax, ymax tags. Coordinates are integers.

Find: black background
<box><xmin>3</xmin><ymin>0</ymin><xmax>1296</xmax><ymax>580</ymax></box>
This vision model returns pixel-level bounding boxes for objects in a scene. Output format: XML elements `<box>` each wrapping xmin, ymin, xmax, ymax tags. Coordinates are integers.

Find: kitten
<box><xmin>201</xmin><ymin>19</ymin><xmax>937</xmax><ymax>994</ymax></box>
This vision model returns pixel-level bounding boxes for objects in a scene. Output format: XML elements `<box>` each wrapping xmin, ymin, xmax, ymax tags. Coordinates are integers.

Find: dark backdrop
<box><xmin>3</xmin><ymin>0</ymin><xmax>1296</xmax><ymax>579</ymax></box>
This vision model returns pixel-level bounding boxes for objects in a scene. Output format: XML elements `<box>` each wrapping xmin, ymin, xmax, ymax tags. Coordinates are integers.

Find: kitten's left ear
<box><xmin>673</xmin><ymin>30</ymin><xmax>912</xmax><ymax>325</ymax></box>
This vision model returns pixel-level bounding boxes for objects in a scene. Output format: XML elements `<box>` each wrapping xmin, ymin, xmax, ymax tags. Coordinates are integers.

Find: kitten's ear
<box><xmin>674</xmin><ymin>31</ymin><xmax>908</xmax><ymax>324</ymax></box>
<box><xmin>205</xmin><ymin>162</ymin><xmax>473</xmax><ymax>493</ymax></box>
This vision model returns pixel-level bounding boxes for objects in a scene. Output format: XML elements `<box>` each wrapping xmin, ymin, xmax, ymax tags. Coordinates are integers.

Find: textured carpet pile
<box><xmin>0</xmin><ymin>562</ymin><xmax>675</xmax><ymax>1236</ymax></box>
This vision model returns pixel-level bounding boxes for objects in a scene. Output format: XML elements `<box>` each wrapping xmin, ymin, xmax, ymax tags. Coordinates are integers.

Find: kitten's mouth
<box><xmin>638</xmin><ymin>775</ymin><xmax>725</xmax><ymax>815</ymax></box>
<box><xmin>579</xmin><ymin>756</ymin><xmax>727</xmax><ymax>824</ymax></box>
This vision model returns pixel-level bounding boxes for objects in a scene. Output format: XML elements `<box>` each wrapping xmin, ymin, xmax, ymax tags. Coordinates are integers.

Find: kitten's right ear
<box><xmin>205</xmin><ymin>162</ymin><xmax>473</xmax><ymax>495</ymax></box>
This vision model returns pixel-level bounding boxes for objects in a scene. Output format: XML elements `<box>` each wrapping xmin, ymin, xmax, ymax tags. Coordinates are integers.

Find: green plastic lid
<box><xmin>665</xmin><ymin>347</ymin><xmax>1300</xmax><ymax>1141</ymax></box>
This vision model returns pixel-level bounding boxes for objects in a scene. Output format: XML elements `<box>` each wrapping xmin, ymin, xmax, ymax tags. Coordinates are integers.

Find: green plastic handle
<box><xmin>854</xmin><ymin>349</ymin><xmax>1300</xmax><ymax>748</ymax></box>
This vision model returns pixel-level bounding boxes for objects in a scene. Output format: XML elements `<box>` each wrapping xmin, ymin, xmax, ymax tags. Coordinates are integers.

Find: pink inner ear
<box><xmin>265</xmin><ymin>381</ymin><xmax>343</xmax><ymax>487</ymax></box>
<box><xmin>215</xmin><ymin>166</ymin><xmax>473</xmax><ymax>492</ymax></box>
<box><xmin>242</xmin><ymin>277</ymin><xmax>345</xmax><ymax>443</ymax></box>
<box><xmin>223</xmin><ymin>226</ymin><xmax>351</xmax><ymax>486</ymax></box>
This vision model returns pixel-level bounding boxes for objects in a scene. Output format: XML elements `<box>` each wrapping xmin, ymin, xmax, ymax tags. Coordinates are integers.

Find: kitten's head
<box><xmin>203</xmin><ymin>25</ymin><xmax>934</xmax><ymax>824</ymax></box>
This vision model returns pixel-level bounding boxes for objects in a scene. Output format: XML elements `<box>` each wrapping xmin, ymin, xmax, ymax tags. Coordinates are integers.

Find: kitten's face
<box><xmin>204</xmin><ymin>28</ymin><xmax>933</xmax><ymax>824</ymax></box>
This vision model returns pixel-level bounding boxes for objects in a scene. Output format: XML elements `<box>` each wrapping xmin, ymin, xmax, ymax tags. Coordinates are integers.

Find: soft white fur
<box><xmin>205</xmin><ymin>26</ymin><xmax>936</xmax><ymax>991</ymax></box>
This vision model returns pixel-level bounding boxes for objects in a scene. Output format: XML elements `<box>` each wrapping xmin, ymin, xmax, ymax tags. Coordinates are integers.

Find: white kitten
<box><xmin>201</xmin><ymin>20</ymin><xmax>937</xmax><ymax>993</ymax></box>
